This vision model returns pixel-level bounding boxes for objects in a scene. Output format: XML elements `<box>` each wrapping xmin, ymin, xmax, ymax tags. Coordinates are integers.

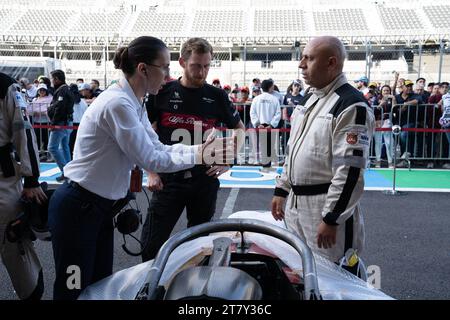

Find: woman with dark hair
<box><xmin>47</xmin><ymin>36</ymin><xmax>225</xmax><ymax>300</ymax></box>
<box><xmin>29</xmin><ymin>83</ymin><xmax>52</xmax><ymax>159</ymax></box>
<box><xmin>282</xmin><ymin>79</ymin><xmax>303</xmax><ymax>124</ymax></box>
<box><xmin>38</xmin><ymin>76</ymin><xmax>54</xmax><ymax>95</ymax></box>
<box><xmin>373</xmin><ymin>85</ymin><xmax>397</xmax><ymax>168</ymax></box>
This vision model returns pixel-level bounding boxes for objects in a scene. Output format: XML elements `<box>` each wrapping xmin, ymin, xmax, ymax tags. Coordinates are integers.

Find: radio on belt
<box><xmin>130</xmin><ymin>165</ymin><xmax>143</xmax><ymax>192</ymax></box>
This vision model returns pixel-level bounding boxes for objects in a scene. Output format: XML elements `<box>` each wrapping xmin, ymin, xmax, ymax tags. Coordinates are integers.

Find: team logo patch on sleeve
<box><xmin>346</xmin><ymin>132</ymin><xmax>358</xmax><ymax>145</ymax></box>
<box><xmin>346</xmin><ymin>131</ymin><xmax>370</xmax><ymax>146</ymax></box>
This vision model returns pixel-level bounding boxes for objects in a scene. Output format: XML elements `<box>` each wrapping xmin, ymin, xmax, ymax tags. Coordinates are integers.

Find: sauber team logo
<box><xmin>161</xmin><ymin>112</ymin><xmax>216</xmax><ymax>130</ymax></box>
<box><xmin>346</xmin><ymin>132</ymin><xmax>358</xmax><ymax>145</ymax></box>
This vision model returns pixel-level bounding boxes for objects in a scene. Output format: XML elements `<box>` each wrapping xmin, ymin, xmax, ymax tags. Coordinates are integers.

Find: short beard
<box><xmin>185</xmin><ymin>73</ymin><xmax>205</xmax><ymax>88</ymax></box>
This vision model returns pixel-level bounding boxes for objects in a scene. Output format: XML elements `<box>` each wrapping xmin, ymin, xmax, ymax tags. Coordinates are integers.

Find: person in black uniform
<box><xmin>141</xmin><ymin>38</ymin><xmax>245</xmax><ymax>261</ymax></box>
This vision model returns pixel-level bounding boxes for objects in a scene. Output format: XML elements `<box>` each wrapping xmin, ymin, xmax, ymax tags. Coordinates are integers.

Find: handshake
<box><xmin>195</xmin><ymin>128</ymin><xmax>237</xmax><ymax>165</ymax></box>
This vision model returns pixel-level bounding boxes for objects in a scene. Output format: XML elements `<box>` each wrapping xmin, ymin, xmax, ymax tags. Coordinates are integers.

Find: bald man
<box><xmin>271</xmin><ymin>37</ymin><xmax>375</xmax><ymax>272</ymax></box>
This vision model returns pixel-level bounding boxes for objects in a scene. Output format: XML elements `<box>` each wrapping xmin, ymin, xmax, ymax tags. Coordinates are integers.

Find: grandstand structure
<box><xmin>1</xmin><ymin>0</ymin><xmax>449</xmax><ymax>88</ymax></box>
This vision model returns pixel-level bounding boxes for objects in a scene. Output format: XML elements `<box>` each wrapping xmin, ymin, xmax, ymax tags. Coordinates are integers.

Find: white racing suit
<box><xmin>275</xmin><ymin>73</ymin><xmax>375</xmax><ymax>263</ymax></box>
<box><xmin>0</xmin><ymin>73</ymin><xmax>43</xmax><ymax>299</ymax></box>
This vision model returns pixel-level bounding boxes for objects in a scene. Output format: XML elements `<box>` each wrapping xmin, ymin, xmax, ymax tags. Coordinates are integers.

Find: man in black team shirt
<box><xmin>141</xmin><ymin>38</ymin><xmax>245</xmax><ymax>261</ymax></box>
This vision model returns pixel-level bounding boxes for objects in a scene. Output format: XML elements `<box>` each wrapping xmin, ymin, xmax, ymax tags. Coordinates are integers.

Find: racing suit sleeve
<box><xmin>322</xmin><ymin>104</ymin><xmax>375</xmax><ymax>225</ymax></box>
<box><xmin>274</xmin><ymin>107</ymin><xmax>297</xmax><ymax>197</ymax></box>
<box><xmin>6</xmin><ymin>85</ymin><xmax>40</xmax><ymax>188</ymax></box>
<box><xmin>274</xmin><ymin>148</ymin><xmax>291</xmax><ymax>197</ymax></box>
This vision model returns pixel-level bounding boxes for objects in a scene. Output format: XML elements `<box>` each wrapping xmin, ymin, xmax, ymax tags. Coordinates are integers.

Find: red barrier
<box><xmin>33</xmin><ymin>124</ymin><xmax>79</xmax><ymax>130</ymax></box>
<box><xmin>375</xmin><ymin>127</ymin><xmax>450</xmax><ymax>133</ymax></box>
<box><xmin>32</xmin><ymin>124</ymin><xmax>450</xmax><ymax>133</ymax></box>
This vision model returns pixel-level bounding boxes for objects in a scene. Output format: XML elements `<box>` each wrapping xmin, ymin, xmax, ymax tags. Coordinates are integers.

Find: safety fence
<box><xmin>4</xmin><ymin>41</ymin><xmax>450</xmax><ymax>91</ymax></box>
<box><xmin>29</xmin><ymin>103</ymin><xmax>450</xmax><ymax>167</ymax></box>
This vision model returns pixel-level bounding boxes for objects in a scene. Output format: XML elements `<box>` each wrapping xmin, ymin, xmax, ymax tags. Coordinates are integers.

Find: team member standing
<box><xmin>47</xmin><ymin>69</ymin><xmax>74</xmax><ymax>182</ymax></box>
<box><xmin>47</xmin><ymin>36</ymin><xmax>226</xmax><ymax>300</ymax></box>
<box><xmin>0</xmin><ymin>72</ymin><xmax>47</xmax><ymax>300</ymax></box>
<box><xmin>249</xmin><ymin>79</ymin><xmax>281</xmax><ymax>168</ymax></box>
<box><xmin>68</xmin><ymin>83</ymin><xmax>88</xmax><ymax>157</ymax></box>
<box><xmin>141</xmin><ymin>38</ymin><xmax>244</xmax><ymax>262</ymax></box>
<box><xmin>271</xmin><ymin>37</ymin><xmax>375</xmax><ymax>269</ymax></box>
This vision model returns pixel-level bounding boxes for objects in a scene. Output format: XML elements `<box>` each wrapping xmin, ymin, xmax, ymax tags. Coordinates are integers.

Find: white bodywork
<box><xmin>79</xmin><ymin>211</ymin><xmax>392</xmax><ymax>300</ymax></box>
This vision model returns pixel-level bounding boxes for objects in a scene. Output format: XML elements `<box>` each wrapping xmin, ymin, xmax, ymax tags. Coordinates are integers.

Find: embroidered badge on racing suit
<box><xmin>346</xmin><ymin>132</ymin><xmax>358</xmax><ymax>145</ymax></box>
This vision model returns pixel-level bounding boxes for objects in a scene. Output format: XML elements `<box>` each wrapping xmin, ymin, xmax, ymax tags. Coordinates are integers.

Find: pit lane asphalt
<box><xmin>1</xmin><ymin>189</ymin><xmax>449</xmax><ymax>300</ymax></box>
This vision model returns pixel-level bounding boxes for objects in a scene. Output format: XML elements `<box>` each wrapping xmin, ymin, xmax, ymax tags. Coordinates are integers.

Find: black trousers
<box><xmin>69</xmin><ymin>122</ymin><xmax>79</xmax><ymax>158</ymax></box>
<box><xmin>48</xmin><ymin>181</ymin><xmax>115</xmax><ymax>300</ymax></box>
<box><xmin>140</xmin><ymin>172</ymin><xmax>220</xmax><ymax>262</ymax></box>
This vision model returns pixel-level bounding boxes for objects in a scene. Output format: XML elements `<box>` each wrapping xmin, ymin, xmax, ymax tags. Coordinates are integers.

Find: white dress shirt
<box><xmin>250</xmin><ymin>92</ymin><xmax>281</xmax><ymax>128</ymax></box>
<box><xmin>64</xmin><ymin>77</ymin><xmax>199</xmax><ymax>200</ymax></box>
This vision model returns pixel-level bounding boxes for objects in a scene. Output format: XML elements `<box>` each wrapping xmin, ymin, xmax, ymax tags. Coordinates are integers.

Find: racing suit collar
<box><xmin>312</xmin><ymin>73</ymin><xmax>347</xmax><ymax>99</ymax></box>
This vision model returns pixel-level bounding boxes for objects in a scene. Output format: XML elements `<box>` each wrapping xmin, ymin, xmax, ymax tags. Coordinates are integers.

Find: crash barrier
<box><xmin>385</xmin><ymin>104</ymin><xmax>450</xmax><ymax>162</ymax></box>
<box><xmin>29</xmin><ymin>103</ymin><xmax>450</xmax><ymax>166</ymax></box>
<box><xmin>231</xmin><ymin>102</ymin><xmax>450</xmax><ymax>166</ymax></box>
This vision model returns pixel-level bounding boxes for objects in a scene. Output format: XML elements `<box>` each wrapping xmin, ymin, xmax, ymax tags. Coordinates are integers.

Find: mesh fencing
<box><xmin>1</xmin><ymin>39</ymin><xmax>450</xmax><ymax>93</ymax></box>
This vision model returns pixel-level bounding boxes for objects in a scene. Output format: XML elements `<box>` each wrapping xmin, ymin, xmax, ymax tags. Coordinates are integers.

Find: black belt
<box><xmin>67</xmin><ymin>180</ymin><xmax>115</xmax><ymax>206</ymax></box>
<box><xmin>160</xmin><ymin>165</ymin><xmax>207</xmax><ymax>180</ymax></box>
<box><xmin>292</xmin><ymin>183</ymin><xmax>331</xmax><ymax>196</ymax></box>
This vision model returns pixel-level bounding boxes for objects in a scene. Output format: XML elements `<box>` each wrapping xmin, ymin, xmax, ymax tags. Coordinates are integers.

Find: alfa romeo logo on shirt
<box><xmin>173</xmin><ymin>104</ymin><xmax>178</xmax><ymax>110</ymax></box>
<box><xmin>346</xmin><ymin>132</ymin><xmax>358</xmax><ymax>145</ymax></box>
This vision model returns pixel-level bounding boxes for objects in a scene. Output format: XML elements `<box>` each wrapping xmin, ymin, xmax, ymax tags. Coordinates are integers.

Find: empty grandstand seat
<box><xmin>163</xmin><ymin>0</ymin><xmax>184</xmax><ymax>6</ymax></box>
<box><xmin>0</xmin><ymin>9</ymin><xmax>20</xmax><ymax>34</ymax></box>
<box><xmin>131</xmin><ymin>11</ymin><xmax>186</xmax><ymax>36</ymax></box>
<box><xmin>70</xmin><ymin>10</ymin><xmax>127</xmax><ymax>35</ymax></box>
<box><xmin>191</xmin><ymin>10</ymin><xmax>244</xmax><ymax>36</ymax></box>
<box><xmin>424</xmin><ymin>5</ymin><xmax>450</xmax><ymax>29</ymax></box>
<box><xmin>313</xmin><ymin>8</ymin><xmax>368</xmax><ymax>33</ymax></box>
<box><xmin>254</xmin><ymin>9</ymin><xmax>306</xmax><ymax>36</ymax></box>
<box><xmin>377</xmin><ymin>5</ymin><xmax>424</xmax><ymax>32</ymax></box>
<box><xmin>197</xmin><ymin>0</ymin><xmax>241</xmax><ymax>6</ymax></box>
<box><xmin>251</xmin><ymin>0</ymin><xmax>299</xmax><ymax>6</ymax></box>
<box><xmin>10</xmin><ymin>9</ymin><xmax>77</xmax><ymax>35</ymax></box>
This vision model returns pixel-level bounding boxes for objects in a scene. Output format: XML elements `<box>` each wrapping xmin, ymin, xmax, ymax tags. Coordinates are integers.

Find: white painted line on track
<box><xmin>221</xmin><ymin>188</ymin><xmax>240</xmax><ymax>218</ymax></box>
<box><xmin>40</xmin><ymin>167</ymin><xmax>61</xmax><ymax>177</ymax></box>
<box><xmin>365</xmin><ymin>187</ymin><xmax>450</xmax><ymax>193</ymax></box>
<box><xmin>220</xmin><ymin>184</ymin><xmax>275</xmax><ymax>189</ymax></box>
<box><xmin>220</xmin><ymin>185</ymin><xmax>450</xmax><ymax>192</ymax></box>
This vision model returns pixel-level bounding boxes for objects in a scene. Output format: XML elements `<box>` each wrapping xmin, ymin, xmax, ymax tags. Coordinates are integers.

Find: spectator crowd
<box><xmin>16</xmin><ymin>71</ymin><xmax>450</xmax><ymax>172</ymax></box>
